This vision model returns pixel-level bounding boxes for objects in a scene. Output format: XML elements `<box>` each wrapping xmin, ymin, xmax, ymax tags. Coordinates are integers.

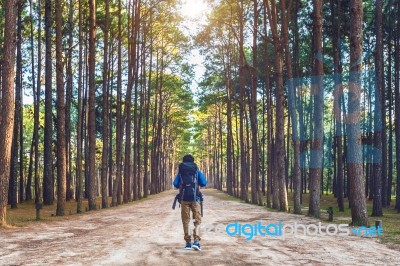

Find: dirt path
<box><xmin>1</xmin><ymin>189</ymin><xmax>399</xmax><ymax>265</ymax></box>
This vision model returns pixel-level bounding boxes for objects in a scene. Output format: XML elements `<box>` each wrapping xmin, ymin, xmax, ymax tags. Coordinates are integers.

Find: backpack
<box><xmin>178</xmin><ymin>162</ymin><xmax>199</xmax><ymax>202</ymax></box>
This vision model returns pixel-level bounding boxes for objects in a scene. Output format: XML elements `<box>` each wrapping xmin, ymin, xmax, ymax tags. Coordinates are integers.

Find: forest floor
<box><xmin>1</xmin><ymin>189</ymin><xmax>400</xmax><ymax>265</ymax></box>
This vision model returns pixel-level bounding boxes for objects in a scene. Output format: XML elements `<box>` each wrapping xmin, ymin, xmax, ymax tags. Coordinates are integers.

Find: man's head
<box><xmin>183</xmin><ymin>154</ymin><xmax>194</xmax><ymax>163</ymax></box>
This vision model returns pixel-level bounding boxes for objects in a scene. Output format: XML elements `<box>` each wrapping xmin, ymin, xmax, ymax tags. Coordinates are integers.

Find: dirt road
<box><xmin>1</xmin><ymin>189</ymin><xmax>399</xmax><ymax>265</ymax></box>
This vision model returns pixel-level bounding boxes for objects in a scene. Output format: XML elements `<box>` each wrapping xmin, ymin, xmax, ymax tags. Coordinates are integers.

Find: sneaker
<box><xmin>185</xmin><ymin>242</ymin><xmax>192</xmax><ymax>250</ymax></box>
<box><xmin>192</xmin><ymin>241</ymin><xmax>201</xmax><ymax>251</ymax></box>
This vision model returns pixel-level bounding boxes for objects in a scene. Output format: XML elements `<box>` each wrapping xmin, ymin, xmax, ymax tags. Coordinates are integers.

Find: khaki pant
<box><xmin>181</xmin><ymin>201</ymin><xmax>202</xmax><ymax>243</ymax></box>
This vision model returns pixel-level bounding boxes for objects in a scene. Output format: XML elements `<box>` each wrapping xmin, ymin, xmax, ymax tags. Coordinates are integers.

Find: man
<box><xmin>173</xmin><ymin>154</ymin><xmax>207</xmax><ymax>251</ymax></box>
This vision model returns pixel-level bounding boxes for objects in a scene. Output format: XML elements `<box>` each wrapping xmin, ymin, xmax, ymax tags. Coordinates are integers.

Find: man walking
<box><xmin>173</xmin><ymin>154</ymin><xmax>207</xmax><ymax>251</ymax></box>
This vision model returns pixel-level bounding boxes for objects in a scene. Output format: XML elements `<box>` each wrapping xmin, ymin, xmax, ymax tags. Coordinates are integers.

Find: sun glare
<box><xmin>180</xmin><ymin>0</ymin><xmax>209</xmax><ymax>20</ymax></box>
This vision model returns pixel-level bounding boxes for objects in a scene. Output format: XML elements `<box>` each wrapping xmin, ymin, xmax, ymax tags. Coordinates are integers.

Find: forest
<box><xmin>0</xmin><ymin>0</ymin><xmax>399</xmax><ymax>231</ymax></box>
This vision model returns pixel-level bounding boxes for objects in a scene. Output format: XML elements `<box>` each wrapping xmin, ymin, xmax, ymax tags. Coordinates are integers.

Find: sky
<box><xmin>179</xmin><ymin>0</ymin><xmax>210</xmax><ymax>96</ymax></box>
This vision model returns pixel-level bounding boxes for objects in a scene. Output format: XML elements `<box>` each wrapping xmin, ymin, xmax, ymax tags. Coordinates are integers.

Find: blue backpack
<box><xmin>178</xmin><ymin>162</ymin><xmax>199</xmax><ymax>202</ymax></box>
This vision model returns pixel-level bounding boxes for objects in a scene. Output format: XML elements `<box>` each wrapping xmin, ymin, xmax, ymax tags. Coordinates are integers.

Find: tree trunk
<box><xmin>395</xmin><ymin>0</ymin><xmax>400</xmax><ymax>211</ymax></box>
<box><xmin>0</xmin><ymin>0</ymin><xmax>17</xmax><ymax>226</ymax></box>
<box><xmin>347</xmin><ymin>0</ymin><xmax>369</xmax><ymax>225</ymax></box>
<box><xmin>372</xmin><ymin>0</ymin><xmax>383</xmax><ymax>217</ymax></box>
<box><xmin>332</xmin><ymin>0</ymin><xmax>344</xmax><ymax>212</ymax></box>
<box><xmin>309</xmin><ymin>0</ymin><xmax>324</xmax><ymax>218</ymax></box>
<box><xmin>386</xmin><ymin>0</ymin><xmax>393</xmax><ymax>207</ymax></box>
<box><xmin>238</xmin><ymin>0</ymin><xmax>247</xmax><ymax>202</ymax></box>
<box><xmin>43</xmin><ymin>0</ymin><xmax>54</xmax><ymax>206</ymax></box>
<box><xmin>143</xmin><ymin>11</ymin><xmax>153</xmax><ymax>198</ymax></box>
<box><xmin>267</xmin><ymin>0</ymin><xmax>288</xmax><ymax>211</ymax></box>
<box><xmin>88</xmin><ymin>0</ymin><xmax>97</xmax><ymax>210</ymax></box>
<box><xmin>226</xmin><ymin>58</ymin><xmax>234</xmax><ymax>196</ymax></box>
<box><xmin>65</xmin><ymin>0</ymin><xmax>74</xmax><ymax>201</ymax></box>
<box><xmin>108</xmin><ymin>44</ymin><xmax>114</xmax><ymax>198</ymax></box>
<box><xmin>10</xmin><ymin>0</ymin><xmax>23</xmax><ymax>209</ymax></box>
<box><xmin>262</xmin><ymin>0</ymin><xmax>272</xmax><ymax>208</ymax></box>
<box><xmin>33</xmin><ymin>0</ymin><xmax>42</xmax><ymax>204</ymax></box>
<box><xmin>76</xmin><ymin>0</ymin><xmax>84</xmax><ymax>213</ymax></box>
<box><xmin>55</xmin><ymin>0</ymin><xmax>66</xmax><ymax>216</ymax></box>
<box><xmin>282</xmin><ymin>0</ymin><xmax>301</xmax><ymax>214</ymax></box>
<box><xmin>101</xmin><ymin>0</ymin><xmax>110</xmax><ymax>209</ymax></box>
<box><xmin>250</xmin><ymin>0</ymin><xmax>261</xmax><ymax>205</ymax></box>
<box><xmin>112</xmin><ymin>0</ymin><xmax>123</xmax><ymax>206</ymax></box>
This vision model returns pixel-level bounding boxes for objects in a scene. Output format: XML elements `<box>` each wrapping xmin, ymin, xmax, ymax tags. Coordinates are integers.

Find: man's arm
<box><xmin>173</xmin><ymin>174</ymin><xmax>180</xmax><ymax>188</ymax></box>
<box><xmin>197</xmin><ymin>170</ymin><xmax>207</xmax><ymax>187</ymax></box>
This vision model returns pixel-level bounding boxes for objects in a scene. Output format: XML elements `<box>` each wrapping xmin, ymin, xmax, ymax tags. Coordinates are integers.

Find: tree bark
<box><xmin>10</xmin><ymin>0</ymin><xmax>23</xmax><ymax>209</ymax></box>
<box><xmin>267</xmin><ymin>0</ymin><xmax>288</xmax><ymax>211</ymax></box>
<box><xmin>332</xmin><ymin>0</ymin><xmax>344</xmax><ymax>212</ymax></box>
<box><xmin>65</xmin><ymin>0</ymin><xmax>74</xmax><ymax>201</ymax></box>
<box><xmin>347</xmin><ymin>0</ymin><xmax>369</xmax><ymax>225</ymax></box>
<box><xmin>101</xmin><ymin>0</ymin><xmax>110</xmax><ymax>209</ymax></box>
<box><xmin>112</xmin><ymin>0</ymin><xmax>123</xmax><ymax>206</ymax></box>
<box><xmin>309</xmin><ymin>0</ymin><xmax>324</xmax><ymax>219</ymax></box>
<box><xmin>395</xmin><ymin>0</ymin><xmax>400</xmax><ymax>211</ymax></box>
<box><xmin>55</xmin><ymin>0</ymin><xmax>66</xmax><ymax>216</ymax></box>
<box><xmin>76</xmin><ymin>0</ymin><xmax>84</xmax><ymax>213</ymax></box>
<box><xmin>43</xmin><ymin>0</ymin><xmax>54</xmax><ymax>205</ymax></box>
<box><xmin>282</xmin><ymin>0</ymin><xmax>301</xmax><ymax>214</ymax></box>
<box><xmin>143</xmin><ymin>10</ymin><xmax>153</xmax><ymax>198</ymax></box>
<box><xmin>0</xmin><ymin>0</ymin><xmax>17</xmax><ymax>226</ymax></box>
<box><xmin>386</xmin><ymin>0</ymin><xmax>394</xmax><ymax>207</ymax></box>
<box><xmin>250</xmin><ymin>0</ymin><xmax>261</xmax><ymax>206</ymax></box>
<box><xmin>238</xmin><ymin>0</ymin><xmax>247</xmax><ymax>202</ymax></box>
<box><xmin>88</xmin><ymin>0</ymin><xmax>97</xmax><ymax>210</ymax></box>
<box><xmin>372</xmin><ymin>0</ymin><xmax>383</xmax><ymax>217</ymax></box>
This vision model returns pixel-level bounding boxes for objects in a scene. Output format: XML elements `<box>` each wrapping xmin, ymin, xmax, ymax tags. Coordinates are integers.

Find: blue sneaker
<box><xmin>185</xmin><ymin>242</ymin><xmax>192</xmax><ymax>250</ymax></box>
<box><xmin>192</xmin><ymin>241</ymin><xmax>201</xmax><ymax>251</ymax></box>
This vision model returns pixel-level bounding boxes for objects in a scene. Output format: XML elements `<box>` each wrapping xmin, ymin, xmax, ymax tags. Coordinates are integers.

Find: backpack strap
<box><xmin>194</xmin><ymin>170</ymin><xmax>199</xmax><ymax>202</ymax></box>
<box><xmin>178</xmin><ymin>173</ymin><xmax>183</xmax><ymax>204</ymax></box>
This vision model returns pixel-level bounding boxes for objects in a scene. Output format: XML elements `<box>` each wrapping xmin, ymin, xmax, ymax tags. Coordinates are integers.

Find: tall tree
<box><xmin>386</xmin><ymin>0</ymin><xmax>394</xmax><ymax>207</ymax></box>
<box><xmin>309</xmin><ymin>0</ymin><xmax>324</xmax><ymax>219</ymax></box>
<box><xmin>0</xmin><ymin>0</ymin><xmax>17</xmax><ymax>226</ymax></box>
<box><xmin>250</xmin><ymin>0</ymin><xmax>261</xmax><ymax>206</ymax></box>
<box><xmin>238</xmin><ymin>0</ymin><xmax>248</xmax><ymax>202</ymax></box>
<box><xmin>10</xmin><ymin>0</ymin><xmax>23</xmax><ymax>209</ymax></box>
<box><xmin>65</xmin><ymin>0</ymin><xmax>74</xmax><ymax>201</ymax></box>
<box><xmin>266</xmin><ymin>0</ymin><xmax>288</xmax><ymax>211</ymax></box>
<box><xmin>372</xmin><ymin>0</ymin><xmax>383</xmax><ymax>217</ymax></box>
<box><xmin>143</xmin><ymin>7</ymin><xmax>154</xmax><ymax>198</ymax></box>
<box><xmin>282</xmin><ymin>0</ymin><xmax>301</xmax><ymax>214</ymax></box>
<box><xmin>55</xmin><ymin>0</ymin><xmax>66</xmax><ymax>216</ymax></box>
<box><xmin>43</xmin><ymin>0</ymin><xmax>54</xmax><ymax>205</ymax></box>
<box><xmin>112</xmin><ymin>0</ymin><xmax>123</xmax><ymax>206</ymax></box>
<box><xmin>347</xmin><ymin>0</ymin><xmax>369</xmax><ymax>226</ymax></box>
<box><xmin>88</xmin><ymin>0</ymin><xmax>97</xmax><ymax>210</ymax></box>
<box><xmin>34</xmin><ymin>0</ymin><xmax>42</xmax><ymax>204</ymax></box>
<box><xmin>332</xmin><ymin>0</ymin><xmax>344</xmax><ymax>212</ymax></box>
<box><xmin>395</xmin><ymin>0</ymin><xmax>400</xmax><ymax>212</ymax></box>
<box><xmin>76</xmin><ymin>0</ymin><xmax>84</xmax><ymax>213</ymax></box>
<box><xmin>226</xmin><ymin>37</ymin><xmax>234</xmax><ymax>197</ymax></box>
<box><xmin>101</xmin><ymin>0</ymin><xmax>110</xmax><ymax>209</ymax></box>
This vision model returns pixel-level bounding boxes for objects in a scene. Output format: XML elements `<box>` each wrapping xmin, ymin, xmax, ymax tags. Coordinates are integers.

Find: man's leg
<box><xmin>181</xmin><ymin>201</ymin><xmax>191</xmax><ymax>243</ymax></box>
<box><xmin>191</xmin><ymin>201</ymin><xmax>202</xmax><ymax>241</ymax></box>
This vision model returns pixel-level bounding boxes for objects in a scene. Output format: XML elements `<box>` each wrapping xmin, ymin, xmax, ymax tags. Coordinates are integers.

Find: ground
<box><xmin>1</xmin><ymin>189</ymin><xmax>400</xmax><ymax>265</ymax></box>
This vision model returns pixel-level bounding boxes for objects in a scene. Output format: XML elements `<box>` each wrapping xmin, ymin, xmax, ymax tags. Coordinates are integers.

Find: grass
<box><xmin>303</xmin><ymin>192</ymin><xmax>400</xmax><ymax>246</ymax></box>
<box><xmin>5</xmin><ymin>191</ymin><xmax>168</xmax><ymax>227</ymax></box>
<box><xmin>214</xmin><ymin>188</ymin><xmax>400</xmax><ymax>247</ymax></box>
